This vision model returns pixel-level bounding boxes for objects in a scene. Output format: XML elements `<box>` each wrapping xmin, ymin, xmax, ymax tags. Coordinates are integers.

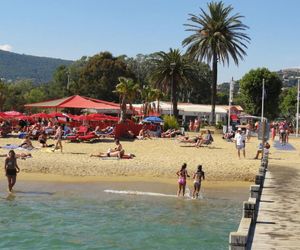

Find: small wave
<box><xmin>104</xmin><ymin>189</ymin><xmax>178</xmax><ymax>198</ymax></box>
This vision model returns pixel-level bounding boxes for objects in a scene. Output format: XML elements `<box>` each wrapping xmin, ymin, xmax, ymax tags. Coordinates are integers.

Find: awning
<box><xmin>24</xmin><ymin>95</ymin><xmax>120</xmax><ymax>111</ymax></box>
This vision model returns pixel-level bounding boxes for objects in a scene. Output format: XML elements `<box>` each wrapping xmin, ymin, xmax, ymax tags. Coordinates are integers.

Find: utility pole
<box><xmin>261</xmin><ymin>78</ymin><xmax>265</xmax><ymax>122</ymax></box>
<box><xmin>227</xmin><ymin>77</ymin><xmax>234</xmax><ymax>132</ymax></box>
<box><xmin>296</xmin><ymin>78</ymin><xmax>300</xmax><ymax>137</ymax></box>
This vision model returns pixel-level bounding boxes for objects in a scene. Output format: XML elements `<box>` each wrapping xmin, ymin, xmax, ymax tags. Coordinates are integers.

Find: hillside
<box><xmin>0</xmin><ymin>50</ymin><xmax>73</xmax><ymax>83</ymax></box>
<box><xmin>277</xmin><ymin>68</ymin><xmax>300</xmax><ymax>87</ymax></box>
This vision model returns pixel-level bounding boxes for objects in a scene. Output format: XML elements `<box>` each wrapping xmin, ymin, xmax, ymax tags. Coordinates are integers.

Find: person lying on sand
<box><xmin>177</xmin><ymin>134</ymin><xmax>201</xmax><ymax>143</ymax></box>
<box><xmin>0</xmin><ymin>152</ymin><xmax>32</xmax><ymax>160</ymax></box>
<box><xmin>90</xmin><ymin>139</ymin><xmax>135</xmax><ymax>158</ymax></box>
<box><xmin>161</xmin><ymin>129</ymin><xmax>183</xmax><ymax>138</ymax></box>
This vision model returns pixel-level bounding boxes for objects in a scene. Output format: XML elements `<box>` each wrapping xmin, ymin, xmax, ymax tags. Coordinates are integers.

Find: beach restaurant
<box><xmin>132</xmin><ymin>101</ymin><xmax>243</xmax><ymax>123</ymax></box>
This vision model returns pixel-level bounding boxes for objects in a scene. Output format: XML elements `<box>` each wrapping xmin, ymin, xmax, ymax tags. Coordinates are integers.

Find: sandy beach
<box><xmin>0</xmin><ymin>133</ymin><xmax>298</xmax><ymax>185</ymax></box>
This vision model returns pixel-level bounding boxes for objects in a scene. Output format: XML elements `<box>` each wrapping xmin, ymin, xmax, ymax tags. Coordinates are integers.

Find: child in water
<box><xmin>176</xmin><ymin>163</ymin><xmax>190</xmax><ymax>197</ymax></box>
<box><xmin>192</xmin><ymin>165</ymin><xmax>205</xmax><ymax>199</ymax></box>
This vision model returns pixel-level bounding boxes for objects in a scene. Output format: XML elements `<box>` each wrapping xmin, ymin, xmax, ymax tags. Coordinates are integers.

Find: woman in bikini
<box><xmin>4</xmin><ymin>150</ymin><xmax>20</xmax><ymax>192</ymax></box>
<box><xmin>19</xmin><ymin>135</ymin><xmax>34</xmax><ymax>149</ymax></box>
<box><xmin>52</xmin><ymin>125</ymin><xmax>63</xmax><ymax>152</ymax></box>
<box><xmin>192</xmin><ymin>165</ymin><xmax>205</xmax><ymax>199</ymax></box>
<box><xmin>176</xmin><ymin>163</ymin><xmax>190</xmax><ymax>197</ymax></box>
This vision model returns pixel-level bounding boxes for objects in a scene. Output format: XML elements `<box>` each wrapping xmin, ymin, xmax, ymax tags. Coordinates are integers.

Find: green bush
<box><xmin>163</xmin><ymin>115</ymin><xmax>179</xmax><ymax>131</ymax></box>
<box><xmin>216</xmin><ymin>121</ymin><xmax>224</xmax><ymax>129</ymax></box>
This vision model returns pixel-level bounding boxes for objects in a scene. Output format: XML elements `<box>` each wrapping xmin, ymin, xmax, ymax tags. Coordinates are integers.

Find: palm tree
<box><xmin>140</xmin><ymin>86</ymin><xmax>155</xmax><ymax>116</ymax></box>
<box><xmin>153</xmin><ymin>88</ymin><xmax>164</xmax><ymax>114</ymax></box>
<box><xmin>114</xmin><ymin>77</ymin><xmax>139</xmax><ymax>122</ymax></box>
<box><xmin>150</xmin><ymin>48</ymin><xmax>193</xmax><ymax>118</ymax></box>
<box><xmin>182</xmin><ymin>1</ymin><xmax>250</xmax><ymax>124</ymax></box>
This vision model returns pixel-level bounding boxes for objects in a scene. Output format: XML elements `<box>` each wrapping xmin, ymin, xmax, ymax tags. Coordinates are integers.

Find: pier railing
<box><xmin>229</xmin><ymin>156</ymin><xmax>268</xmax><ymax>250</ymax></box>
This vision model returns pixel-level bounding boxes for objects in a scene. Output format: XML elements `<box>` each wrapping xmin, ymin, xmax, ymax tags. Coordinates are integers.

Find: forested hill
<box><xmin>0</xmin><ymin>50</ymin><xmax>73</xmax><ymax>83</ymax></box>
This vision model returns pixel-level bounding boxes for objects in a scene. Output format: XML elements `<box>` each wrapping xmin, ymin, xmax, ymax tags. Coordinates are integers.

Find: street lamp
<box><xmin>170</xmin><ymin>62</ymin><xmax>176</xmax><ymax>116</ymax></box>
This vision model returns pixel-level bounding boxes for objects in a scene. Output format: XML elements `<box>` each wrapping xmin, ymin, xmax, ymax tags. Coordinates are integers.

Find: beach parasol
<box><xmin>143</xmin><ymin>116</ymin><xmax>163</xmax><ymax>123</ymax></box>
<box><xmin>48</xmin><ymin>112</ymin><xmax>67</xmax><ymax>118</ymax></box>
<box><xmin>30</xmin><ymin>113</ymin><xmax>51</xmax><ymax>119</ymax></box>
<box><xmin>4</xmin><ymin>111</ymin><xmax>23</xmax><ymax>118</ymax></box>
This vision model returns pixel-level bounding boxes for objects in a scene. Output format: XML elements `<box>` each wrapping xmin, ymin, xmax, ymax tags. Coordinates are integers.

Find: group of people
<box><xmin>18</xmin><ymin>125</ymin><xmax>63</xmax><ymax>152</ymax></box>
<box><xmin>90</xmin><ymin>139</ymin><xmax>135</xmax><ymax>159</ymax></box>
<box><xmin>178</xmin><ymin>130</ymin><xmax>214</xmax><ymax>147</ymax></box>
<box><xmin>188</xmin><ymin>118</ymin><xmax>201</xmax><ymax>132</ymax></box>
<box><xmin>271</xmin><ymin>120</ymin><xmax>292</xmax><ymax>145</ymax></box>
<box><xmin>176</xmin><ymin>163</ymin><xmax>205</xmax><ymax>199</ymax></box>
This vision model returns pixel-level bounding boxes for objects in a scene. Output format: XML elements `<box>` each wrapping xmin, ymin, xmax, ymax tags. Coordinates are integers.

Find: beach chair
<box><xmin>96</xmin><ymin>126</ymin><xmax>115</xmax><ymax>138</ymax></box>
<box><xmin>65</xmin><ymin>126</ymin><xmax>90</xmax><ymax>142</ymax></box>
<box><xmin>77</xmin><ymin>132</ymin><xmax>98</xmax><ymax>142</ymax></box>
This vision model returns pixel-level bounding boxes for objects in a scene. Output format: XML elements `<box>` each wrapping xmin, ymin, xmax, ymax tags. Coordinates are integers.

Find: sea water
<box><xmin>0</xmin><ymin>181</ymin><xmax>245</xmax><ymax>250</ymax></box>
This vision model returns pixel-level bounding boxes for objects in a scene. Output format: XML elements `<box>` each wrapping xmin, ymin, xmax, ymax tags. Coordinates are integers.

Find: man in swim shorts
<box><xmin>234</xmin><ymin>128</ymin><xmax>245</xmax><ymax>159</ymax></box>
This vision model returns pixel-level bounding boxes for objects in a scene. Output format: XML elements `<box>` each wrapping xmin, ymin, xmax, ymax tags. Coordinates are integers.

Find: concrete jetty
<box><xmin>230</xmin><ymin>140</ymin><xmax>300</xmax><ymax>249</ymax></box>
<box><xmin>250</xmin><ymin>164</ymin><xmax>300</xmax><ymax>249</ymax></box>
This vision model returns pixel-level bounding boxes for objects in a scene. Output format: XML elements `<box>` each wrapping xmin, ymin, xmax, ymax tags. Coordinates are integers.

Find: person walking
<box><xmin>176</xmin><ymin>163</ymin><xmax>190</xmax><ymax>197</ymax></box>
<box><xmin>192</xmin><ymin>165</ymin><xmax>205</xmax><ymax>199</ymax></box>
<box><xmin>4</xmin><ymin>150</ymin><xmax>20</xmax><ymax>193</ymax></box>
<box><xmin>52</xmin><ymin>125</ymin><xmax>63</xmax><ymax>152</ymax></box>
<box><xmin>234</xmin><ymin>128</ymin><xmax>246</xmax><ymax>159</ymax></box>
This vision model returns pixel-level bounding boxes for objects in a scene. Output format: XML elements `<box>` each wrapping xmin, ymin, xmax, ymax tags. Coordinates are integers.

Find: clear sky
<box><xmin>1</xmin><ymin>0</ymin><xmax>300</xmax><ymax>83</ymax></box>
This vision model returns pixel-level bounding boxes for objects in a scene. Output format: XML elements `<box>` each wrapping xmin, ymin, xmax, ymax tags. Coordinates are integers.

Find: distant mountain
<box><xmin>0</xmin><ymin>50</ymin><xmax>73</xmax><ymax>83</ymax></box>
<box><xmin>276</xmin><ymin>68</ymin><xmax>300</xmax><ymax>87</ymax></box>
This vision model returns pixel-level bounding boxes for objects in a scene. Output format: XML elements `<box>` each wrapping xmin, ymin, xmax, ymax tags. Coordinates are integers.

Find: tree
<box><xmin>125</xmin><ymin>54</ymin><xmax>156</xmax><ymax>89</ymax></box>
<box><xmin>79</xmin><ymin>52</ymin><xmax>135</xmax><ymax>102</ymax></box>
<box><xmin>279</xmin><ymin>87</ymin><xmax>297</xmax><ymax>118</ymax></box>
<box><xmin>4</xmin><ymin>80</ymin><xmax>35</xmax><ymax>112</ymax></box>
<box><xmin>150</xmin><ymin>48</ymin><xmax>193</xmax><ymax>118</ymax></box>
<box><xmin>114</xmin><ymin>77</ymin><xmax>139</xmax><ymax>122</ymax></box>
<box><xmin>140</xmin><ymin>86</ymin><xmax>162</xmax><ymax>116</ymax></box>
<box><xmin>47</xmin><ymin>65</ymin><xmax>70</xmax><ymax>99</ymax></box>
<box><xmin>239</xmin><ymin>68</ymin><xmax>282</xmax><ymax>119</ymax></box>
<box><xmin>181</xmin><ymin>61</ymin><xmax>212</xmax><ymax>104</ymax></box>
<box><xmin>0</xmin><ymin>80</ymin><xmax>7</xmax><ymax>111</ymax></box>
<box><xmin>182</xmin><ymin>1</ymin><xmax>250</xmax><ymax>124</ymax></box>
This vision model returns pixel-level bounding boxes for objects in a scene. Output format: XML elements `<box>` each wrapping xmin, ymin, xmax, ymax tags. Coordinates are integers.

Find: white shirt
<box><xmin>234</xmin><ymin>133</ymin><xmax>245</xmax><ymax>146</ymax></box>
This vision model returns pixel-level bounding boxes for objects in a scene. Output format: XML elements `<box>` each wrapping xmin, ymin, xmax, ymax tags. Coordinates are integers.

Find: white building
<box><xmin>132</xmin><ymin>101</ymin><xmax>243</xmax><ymax>124</ymax></box>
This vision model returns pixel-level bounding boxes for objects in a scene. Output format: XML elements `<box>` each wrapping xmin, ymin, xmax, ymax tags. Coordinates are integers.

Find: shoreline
<box><xmin>0</xmin><ymin>172</ymin><xmax>251</xmax><ymax>189</ymax></box>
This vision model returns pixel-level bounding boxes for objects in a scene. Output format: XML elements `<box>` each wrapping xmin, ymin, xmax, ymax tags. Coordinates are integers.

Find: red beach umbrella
<box><xmin>4</xmin><ymin>111</ymin><xmax>23</xmax><ymax>117</ymax></box>
<box><xmin>31</xmin><ymin>113</ymin><xmax>50</xmax><ymax>119</ymax></box>
<box><xmin>48</xmin><ymin>112</ymin><xmax>66</xmax><ymax>118</ymax></box>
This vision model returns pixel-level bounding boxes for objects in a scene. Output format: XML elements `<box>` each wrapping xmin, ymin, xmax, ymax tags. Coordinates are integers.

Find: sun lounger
<box><xmin>77</xmin><ymin>133</ymin><xmax>98</xmax><ymax>142</ymax></box>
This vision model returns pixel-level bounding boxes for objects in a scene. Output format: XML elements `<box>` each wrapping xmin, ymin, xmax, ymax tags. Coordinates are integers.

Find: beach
<box><xmin>1</xmin><ymin>134</ymin><xmax>298</xmax><ymax>249</ymax></box>
<box><xmin>1</xmin><ymin>133</ymin><xmax>296</xmax><ymax>184</ymax></box>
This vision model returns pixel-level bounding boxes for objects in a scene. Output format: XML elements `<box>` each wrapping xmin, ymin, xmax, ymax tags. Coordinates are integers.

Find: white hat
<box><xmin>237</xmin><ymin>128</ymin><xmax>242</xmax><ymax>131</ymax></box>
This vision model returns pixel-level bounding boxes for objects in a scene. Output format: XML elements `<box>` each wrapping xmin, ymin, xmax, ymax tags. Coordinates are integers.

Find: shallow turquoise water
<box><xmin>0</xmin><ymin>181</ymin><xmax>244</xmax><ymax>250</ymax></box>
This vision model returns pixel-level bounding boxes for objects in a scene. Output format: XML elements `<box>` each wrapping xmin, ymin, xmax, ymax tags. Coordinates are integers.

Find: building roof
<box><xmin>24</xmin><ymin>95</ymin><xmax>120</xmax><ymax>110</ymax></box>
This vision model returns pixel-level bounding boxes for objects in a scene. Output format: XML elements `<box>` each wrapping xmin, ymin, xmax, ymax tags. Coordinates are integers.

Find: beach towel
<box><xmin>1</xmin><ymin>144</ymin><xmax>35</xmax><ymax>151</ymax></box>
<box><xmin>100</xmin><ymin>155</ymin><xmax>134</xmax><ymax>160</ymax></box>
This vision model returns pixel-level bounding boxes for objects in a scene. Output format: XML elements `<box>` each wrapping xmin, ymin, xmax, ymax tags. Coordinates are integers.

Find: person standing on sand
<box><xmin>4</xmin><ymin>150</ymin><xmax>20</xmax><ymax>192</ymax></box>
<box><xmin>52</xmin><ymin>125</ymin><xmax>63</xmax><ymax>152</ymax></box>
<box><xmin>192</xmin><ymin>165</ymin><xmax>205</xmax><ymax>199</ymax></box>
<box><xmin>234</xmin><ymin>128</ymin><xmax>245</xmax><ymax>159</ymax></box>
<box><xmin>176</xmin><ymin>163</ymin><xmax>190</xmax><ymax>197</ymax></box>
